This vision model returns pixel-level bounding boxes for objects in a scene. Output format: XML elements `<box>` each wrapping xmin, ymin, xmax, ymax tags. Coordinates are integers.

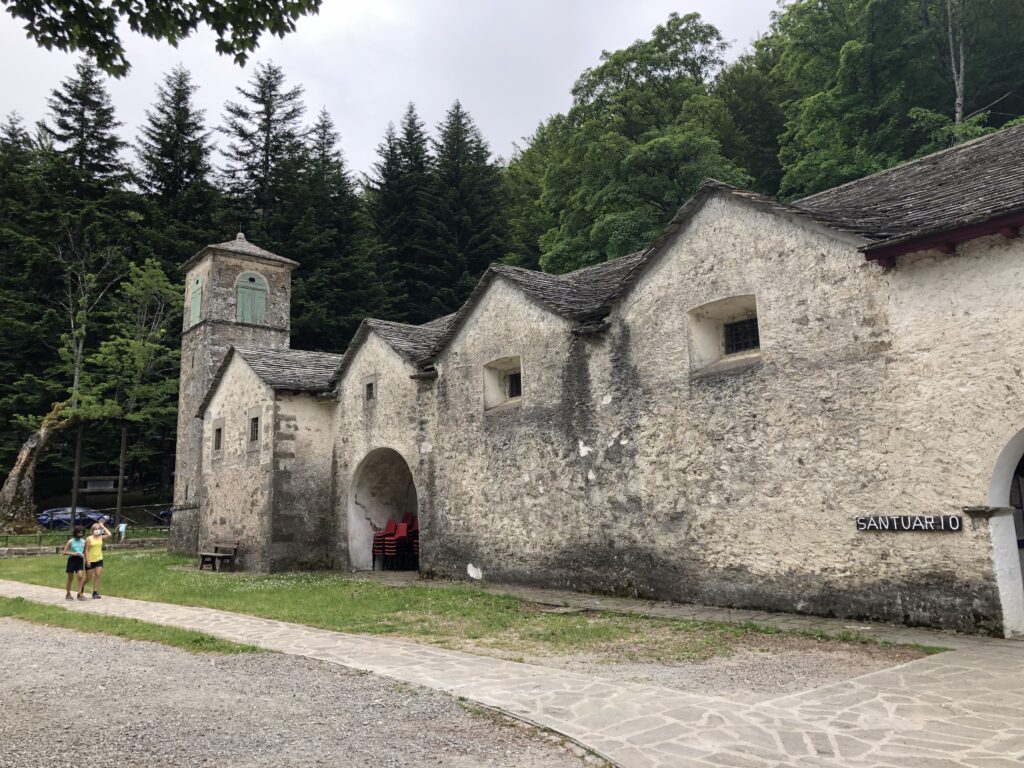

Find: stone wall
<box><xmin>426</xmin><ymin>278</ymin><xmax>580</xmax><ymax>582</ymax></box>
<box><xmin>167</xmin><ymin>505</ymin><xmax>199</xmax><ymax>554</ymax></box>
<box><xmin>416</xmin><ymin>195</ymin><xmax>1022</xmax><ymax>633</ymax></box>
<box><xmin>200</xmin><ymin>355</ymin><xmax>276</xmax><ymax>570</ymax></box>
<box><xmin>266</xmin><ymin>392</ymin><xmax>337</xmax><ymax>571</ymax></box>
<box><xmin>173</xmin><ymin>250</ymin><xmax>290</xmax><ymax>522</ymax></box>
<box><xmin>332</xmin><ymin>331</ymin><xmax>426</xmax><ymax>570</ymax></box>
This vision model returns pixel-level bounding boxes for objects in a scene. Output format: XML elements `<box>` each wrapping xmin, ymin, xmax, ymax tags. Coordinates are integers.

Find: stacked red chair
<box><xmin>372</xmin><ymin>519</ymin><xmax>396</xmax><ymax>570</ymax></box>
<box><xmin>410</xmin><ymin>517</ymin><xmax>420</xmax><ymax>568</ymax></box>
<box><xmin>385</xmin><ymin>522</ymin><xmax>410</xmax><ymax>570</ymax></box>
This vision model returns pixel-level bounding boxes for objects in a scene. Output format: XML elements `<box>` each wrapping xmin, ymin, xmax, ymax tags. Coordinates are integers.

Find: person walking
<box><xmin>61</xmin><ymin>527</ymin><xmax>86</xmax><ymax>600</ymax></box>
<box><xmin>117</xmin><ymin>521</ymin><xmax>127</xmax><ymax>543</ymax></box>
<box><xmin>83</xmin><ymin>522</ymin><xmax>111</xmax><ymax>599</ymax></box>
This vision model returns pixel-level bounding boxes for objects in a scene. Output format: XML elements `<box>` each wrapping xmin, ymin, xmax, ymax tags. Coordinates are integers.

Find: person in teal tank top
<box><xmin>62</xmin><ymin>527</ymin><xmax>87</xmax><ymax>600</ymax></box>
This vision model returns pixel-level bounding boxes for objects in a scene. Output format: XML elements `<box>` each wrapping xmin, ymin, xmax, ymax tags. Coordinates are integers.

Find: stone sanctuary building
<box><xmin>171</xmin><ymin>125</ymin><xmax>1024</xmax><ymax>636</ymax></box>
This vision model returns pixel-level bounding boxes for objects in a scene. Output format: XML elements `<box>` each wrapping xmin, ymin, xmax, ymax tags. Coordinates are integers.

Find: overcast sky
<box><xmin>0</xmin><ymin>1</ymin><xmax>780</xmax><ymax>176</ymax></box>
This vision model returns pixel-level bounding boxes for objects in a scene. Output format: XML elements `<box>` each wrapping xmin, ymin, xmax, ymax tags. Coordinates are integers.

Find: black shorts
<box><xmin>85</xmin><ymin>559</ymin><xmax>103</xmax><ymax>571</ymax></box>
<box><xmin>66</xmin><ymin>556</ymin><xmax>83</xmax><ymax>574</ymax></box>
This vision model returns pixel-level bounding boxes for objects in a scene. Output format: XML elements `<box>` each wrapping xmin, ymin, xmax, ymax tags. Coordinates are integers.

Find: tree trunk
<box><xmin>69</xmin><ymin>422</ymin><xmax>84</xmax><ymax>528</ymax></box>
<box><xmin>0</xmin><ymin>403</ymin><xmax>71</xmax><ymax>530</ymax></box>
<box><xmin>115</xmin><ymin>422</ymin><xmax>128</xmax><ymax>523</ymax></box>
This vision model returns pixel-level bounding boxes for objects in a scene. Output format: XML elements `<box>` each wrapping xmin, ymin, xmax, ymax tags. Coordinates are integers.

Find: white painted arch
<box><xmin>347</xmin><ymin>447</ymin><xmax>417</xmax><ymax>570</ymax></box>
<box><xmin>985</xmin><ymin>427</ymin><xmax>1024</xmax><ymax>637</ymax></box>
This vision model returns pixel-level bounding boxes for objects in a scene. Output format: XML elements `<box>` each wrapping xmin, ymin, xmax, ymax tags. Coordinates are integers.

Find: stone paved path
<box><xmin>2</xmin><ymin>579</ymin><xmax>1021</xmax><ymax>767</ymax></box>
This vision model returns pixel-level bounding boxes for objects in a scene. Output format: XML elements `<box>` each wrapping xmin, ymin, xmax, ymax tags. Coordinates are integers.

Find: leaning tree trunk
<box><xmin>0</xmin><ymin>402</ymin><xmax>71</xmax><ymax>531</ymax></box>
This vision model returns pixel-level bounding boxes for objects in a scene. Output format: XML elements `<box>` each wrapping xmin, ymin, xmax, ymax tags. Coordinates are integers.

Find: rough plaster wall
<box><xmin>888</xmin><ymin>236</ymin><xmax>1024</xmax><ymax>632</ymax></box>
<box><xmin>268</xmin><ymin>393</ymin><xmax>337</xmax><ymax>571</ymax></box>
<box><xmin>888</xmin><ymin>236</ymin><xmax>1024</xmax><ymax>504</ymax></box>
<box><xmin>201</xmin><ymin>356</ymin><xmax>275</xmax><ymax>570</ymax></box>
<box><xmin>333</xmin><ymin>332</ymin><xmax>425</xmax><ymax>569</ymax></box>
<box><xmin>605</xmin><ymin>195</ymin><xmax>1003</xmax><ymax>630</ymax></box>
<box><xmin>172</xmin><ymin>252</ymin><xmax>290</xmax><ymax>539</ymax></box>
<box><xmin>423</xmin><ymin>197</ymin><xmax>1018</xmax><ymax>633</ymax></box>
<box><xmin>427</xmin><ymin>279</ymin><xmax>581</xmax><ymax>582</ymax></box>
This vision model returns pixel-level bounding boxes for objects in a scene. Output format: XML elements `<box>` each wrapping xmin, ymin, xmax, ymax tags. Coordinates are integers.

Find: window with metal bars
<box><xmin>214</xmin><ymin>427</ymin><xmax>222</xmax><ymax>451</ymax></box>
<box><xmin>723</xmin><ymin>318</ymin><xmax>760</xmax><ymax>355</ymax></box>
<box><xmin>249</xmin><ymin>416</ymin><xmax>259</xmax><ymax>443</ymax></box>
<box><xmin>365</xmin><ymin>382</ymin><xmax>375</xmax><ymax>402</ymax></box>
<box><xmin>506</xmin><ymin>371</ymin><xmax>522</xmax><ymax>399</ymax></box>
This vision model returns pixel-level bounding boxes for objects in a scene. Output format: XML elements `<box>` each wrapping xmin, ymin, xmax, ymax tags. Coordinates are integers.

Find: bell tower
<box><xmin>172</xmin><ymin>234</ymin><xmax>298</xmax><ymax>520</ymax></box>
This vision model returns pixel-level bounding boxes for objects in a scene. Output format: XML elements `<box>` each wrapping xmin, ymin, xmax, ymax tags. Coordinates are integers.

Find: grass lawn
<box><xmin>0</xmin><ymin>550</ymin><xmax>935</xmax><ymax>661</ymax></box>
<box><xmin>0</xmin><ymin>596</ymin><xmax>258</xmax><ymax>654</ymax></box>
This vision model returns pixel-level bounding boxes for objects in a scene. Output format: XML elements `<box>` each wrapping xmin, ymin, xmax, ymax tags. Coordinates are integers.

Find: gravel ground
<box><xmin>474</xmin><ymin>634</ymin><xmax>924</xmax><ymax>702</ymax></box>
<box><xmin>0</xmin><ymin>619</ymin><xmax>589</xmax><ymax>768</ymax></box>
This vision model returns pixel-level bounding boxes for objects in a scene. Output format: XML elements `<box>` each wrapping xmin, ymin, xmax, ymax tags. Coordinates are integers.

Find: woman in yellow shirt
<box><xmin>83</xmin><ymin>522</ymin><xmax>111</xmax><ymax>599</ymax></box>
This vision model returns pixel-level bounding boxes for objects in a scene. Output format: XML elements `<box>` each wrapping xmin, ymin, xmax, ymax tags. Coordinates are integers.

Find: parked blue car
<box><xmin>36</xmin><ymin>507</ymin><xmax>109</xmax><ymax>529</ymax></box>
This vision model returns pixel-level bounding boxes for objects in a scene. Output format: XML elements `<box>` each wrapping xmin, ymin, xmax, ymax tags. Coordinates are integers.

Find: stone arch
<box><xmin>985</xmin><ymin>427</ymin><xmax>1024</xmax><ymax>636</ymax></box>
<box><xmin>347</xmin><ymin>447</ymin><xmax>417</xmax><ymax>570</ymax></box>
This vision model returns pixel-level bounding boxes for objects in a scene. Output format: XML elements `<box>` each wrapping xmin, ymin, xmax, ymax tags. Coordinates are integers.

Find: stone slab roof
<box><xmin>197</xmin><ymin>346</ymin><xmax>343</xmax><ymax>417</ymax></box>
<box><xmin>235</xmin><ymin>348</ymin><xmax>343</xmax><ymax>391</ymax></box>
<box><xmin>329</xmin><ymin>314</ymin><xmax>457</xmax><ymax>385</ymax></box>
<box><xmin>794</xmin><ymin>123</ymin><xmax>1024</xmax><ymax>247</ymax></box>
<box><xmin>181</xmin><ymin>233</ymin><xmax>299</xmax><ymax>272</ymax></box>
<box><xmin>365</xmin><ymin>316</ymin><xmax>457</xmax><ymax>362</ymax></box>
<box><xmin>491</xmin><ymin>253</ymin><xmax>647</xmax><ymax>323</ymax></box>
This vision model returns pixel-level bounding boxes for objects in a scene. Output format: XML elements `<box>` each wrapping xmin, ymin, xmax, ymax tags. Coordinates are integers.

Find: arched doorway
<box><xmin>986</xmin><ymin>429</ymin><xmax>1024</xmax><ymax>636</ymax></box>
<box><xmin>348</xmin><ymin>448</ymin><xmax>417</xmax><ymax>570</ymax></box>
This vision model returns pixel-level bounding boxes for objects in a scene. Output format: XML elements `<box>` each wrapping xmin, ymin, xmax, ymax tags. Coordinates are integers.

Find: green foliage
<box><xmin>757</xmin><ymin>0</ymin><xmax>1024</xmax><ymax>198</ymax></box>
<box><xmin>43</xmin><ymin>60</ymin><xmax>127</xmax><ymax>192</ymax></box>
<box><xmin>87</xmin><ymin>259</ymin><xmax>180</xmax><ymax>464</ymax></box>
<box><xmin>3</xmin><ymin>0</ymin><xmax>323</xmax><ymax>77</ymax></box>
<box><xmin>221</xmin><ymin>61</ymin><xmax>307</xmax><ymax>217</ymax></box>
<box><xmin>516</xmin><ymin>13</ymin><xmax>749</xmax><ymax>273</ymax></box>
<box><xmin>428</xmin><ymin>101</ymin><xmax>507</xmax><ymax>299</ymax></box>
<box><xmin>289</xmin><ymin>109</ymin><xmax>388</xmax><ymax>349</ymax></box>
<box><xmin>136</xmin><ymin>66</ymin><xmax>214</xmax><ymax>202</ymax></box>
<box><xmin>364</xmin><ymin>105</ymin><xmax>448</xmax><ymax>324</ymax></box>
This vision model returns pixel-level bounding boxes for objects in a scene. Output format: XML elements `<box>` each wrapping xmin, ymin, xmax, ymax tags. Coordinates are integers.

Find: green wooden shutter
<box><xmin>236</xmin><ymin>273</ymin><xmax>267</xmax><ymax>325</ymax></box>
<box><xmin>252</xmin><ymin>288</ymin><xmax>266</xmax><ymax>324</ymax></box>
<box><xmin>236</xmin><ymin>286</ymin><xmax>252</xmax><ymax>323</ymax></box>
<box><xmin>189</xmin><ymin>277</ymin><xmax>202</xmax><ymax>326</ymax></box>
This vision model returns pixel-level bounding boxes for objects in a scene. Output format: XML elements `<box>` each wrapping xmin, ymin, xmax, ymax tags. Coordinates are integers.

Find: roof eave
<box><xmin>861</xmin><ymin>209</ymin><xmax>1024</xmax><ymax>267</ymax></box>
<box><xmin>179</xmin><ymin>245</ymin><xmax>300</xmax><ymax>273</ymax></box>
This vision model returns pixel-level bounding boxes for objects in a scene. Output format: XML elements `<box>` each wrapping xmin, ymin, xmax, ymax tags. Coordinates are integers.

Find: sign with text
<box><xmin>856</xmin><ymin>515</ymin><xmax>962</xmax><ymax>532</ymax></box>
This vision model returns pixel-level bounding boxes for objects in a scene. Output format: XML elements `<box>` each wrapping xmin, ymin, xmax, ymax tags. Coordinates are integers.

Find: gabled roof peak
<box><xmin>180</xmin><ymin>234</ymin><xmax>300</xmax><ymax>272</ymax></box>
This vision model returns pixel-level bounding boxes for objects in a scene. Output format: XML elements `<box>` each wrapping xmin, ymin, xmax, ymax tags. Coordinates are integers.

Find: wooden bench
<box><xmin>198</xmin><ymin>541</ymin><xmax>239</xmax><ymax>572</ymax></box>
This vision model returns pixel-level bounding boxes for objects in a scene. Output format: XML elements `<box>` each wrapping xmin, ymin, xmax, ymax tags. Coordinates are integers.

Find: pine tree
<box><xmin>221</xmin><ymin>62</ymin><xmax>307</xmax><ymax>217</ymax></box>
<box><xmin>137</xmin><ymin>66</ymin><xmax>214</xmax><ymax>201</ymax></box>
<box><xmin>289</xmin><ymin>109</ymin><xmax>388</xmax><ymax>349</ymax></box>
<box><xmin>43</xmin><ymin>60</ymin><xmax>126</xmax><ymax>189</ymax></box>
<box><xmin>365</xmin><ymin>104</ymin><xmax>447</xmax><ymax>324</ymax></box>
<box><xmin>429</xmin><ymin>101</ymin><xmax>506</xmax><ymax>296</ymax></box>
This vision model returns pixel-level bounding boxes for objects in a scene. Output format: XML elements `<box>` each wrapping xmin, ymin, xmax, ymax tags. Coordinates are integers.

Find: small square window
<box><xmin>724</xmin><ymin>318</ymin><xmax>760</xmax><ymax>355</ymax></box>
<box><xmin>249</xmin><ymin>416</ymin><xmax>259</xmax><ymax>443</ymax></box>
<box><xmin>484</xmin><ymin>356</ymin><xmax>522</xmax><ymax>410</ymax></box>
<box><xmin>214</xmin><ymin>427</ymin><xmax>222</xmax><ymax>451</ymax></box>
<box><xmin>506</xmin><ymin>371</ymin><xmax>522</xmax><ymax>399</ymax></box>
<box><xmin>365</xmin><ymin>382</ymin><xmax>375</xmax><ymax>402</ymax></box>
